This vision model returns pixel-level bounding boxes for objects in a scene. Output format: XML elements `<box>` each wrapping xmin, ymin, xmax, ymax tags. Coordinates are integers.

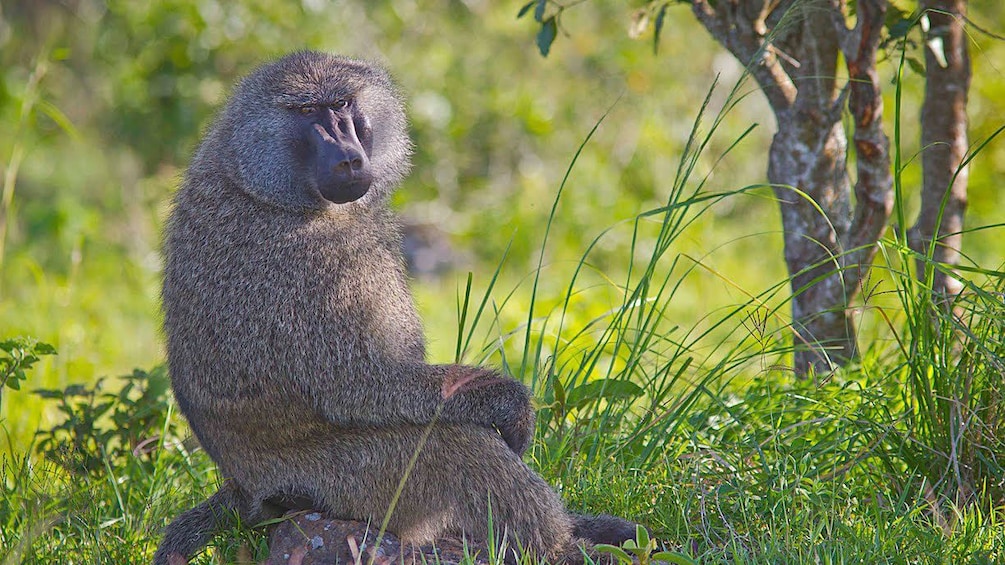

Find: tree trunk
<box><xmin>769</xmin><ymin>113</ymin><xmax>858</xmax><ymax>375</ymax></box>
<box><xmin>691</xmin><ymin>0</ymin><xmax>892</xmax><ymax>376</ymax></box>
<box><xmin>908</xmin><ymin>0</ymin><xmax>970</xmax><ymax>298</ymax></box>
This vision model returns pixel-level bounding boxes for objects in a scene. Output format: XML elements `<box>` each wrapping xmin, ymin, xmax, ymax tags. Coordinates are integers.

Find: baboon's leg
<box><xmin>309</xmin><ymin>424</ymin><xmax>576</xmax><ymax>561</ymax></box>
<box><xmin>153</xmin><ymin>480</ymin><xmax>276</xmax><ymax>565</ymax></box>
<box><xmin>572</xmin><ymin>513</ymin><xmax>639</xmax><ymax>546</ymax></box>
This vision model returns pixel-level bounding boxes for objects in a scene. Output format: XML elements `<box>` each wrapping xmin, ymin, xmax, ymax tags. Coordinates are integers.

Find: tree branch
<box><xmin>690</xmin><ymin>0</ymin><xmax>797</xmax><ymax>113</ymax></box>
<box><xmin>837</xmin><ymin>0</ymin><xmax>893</xmax><ymax>292</ymax></box>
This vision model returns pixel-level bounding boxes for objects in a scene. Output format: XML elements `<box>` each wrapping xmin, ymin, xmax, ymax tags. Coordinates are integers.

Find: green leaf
<box><xmin>517</xmin><ymin>0</ymin><xmax>535</xmax><ymax>19</ymax></box>
<box><xmin>566</xmin><ymin>379</ymin><xmax>645</xmax><ymax>411</ymax></box>
<box><xmin>533</xmin><ymin>0</ymin><xmax>547</xmax><ymax>23</ymax></box>
<box><xmin>593</xmin><ymin>544</ymin><xmax>633</xmax><ymax>564</ymax></box>
<box><xmin>34</xmin><ymin>342</ymin><xmax>57</xmax><ymax>355</ymax></box>
<box><xmin>884</xmin><ymin>3</ymin><xmax>911</xmax><ymax>27</ymax></box>
<box><xmin>33</xmin><ymin>388</ymin><xmax>65</xmax><ymax>399</ymax></box>
<box><xmin>38</xmin><ymin>100</ymin><xmax>81</xmax><ymax>140</ymax></box>
<box><xmin>651</xmin><ymin>552</ymin><xmax>697</xmax><ymax>565</ymax></box>
<box><xmin>64</xmin><ymin>384</ymin><xmax>91</xmax><ymax>397</ymax></box>
<box><xmin>887</xmin><ymin>17</ymin><xmax>913</xmax><ymax>40</ymax></box>
<box><xmin>907</xmin><ymin>56</ymin><xmax>926</xmax><ymax>76</ymax></box>
<box><xmin>143</xmin><ymin>366</ymin><xmax>171</xmax><ymax>398</ymax></box>
<box><xmin>653</xmin><ymin>4</ymin><xmax>668</xmax><ymax>55</ymax></box>
<box><xmin>537</xmin><ymin>17</ymin><xmax>557</xmax><ymax>57</ymax></box>
<box><xmin>553</xmin><ymin>376</ymin><xmax>566</xmax><ymax>407</ymax></box>
<box><xmin>635</xmin><ymin>523</ymin><xmax>651</xmax><ymax>551</ymax></box>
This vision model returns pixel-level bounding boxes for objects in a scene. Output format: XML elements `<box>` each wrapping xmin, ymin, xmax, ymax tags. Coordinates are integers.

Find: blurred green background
<box><xmin>1</xmin><ymin>0</ymin><xmax>1003</xmax><ymax>449</ymax></box>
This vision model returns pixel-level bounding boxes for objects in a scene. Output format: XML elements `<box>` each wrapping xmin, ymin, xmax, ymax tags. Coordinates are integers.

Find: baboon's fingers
<box><xmin>437</xmin><ymin>364</ymin><xmax>535</xmax><ymax>455</ymax></box>
<box><xmin>496</xmin><ymin>401</ymin><xmax>535</xmax><ymax>456</ymax></box>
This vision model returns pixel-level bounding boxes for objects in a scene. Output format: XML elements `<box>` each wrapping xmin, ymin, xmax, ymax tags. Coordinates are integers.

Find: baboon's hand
<box><xmin>438</xmin><ymin>365</ymin><xmax>535</xmax><ymax>456</ymax></box>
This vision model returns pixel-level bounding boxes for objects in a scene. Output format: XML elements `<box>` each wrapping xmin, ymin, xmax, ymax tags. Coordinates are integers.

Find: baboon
<box><xmin>155</xmin><ymin>51</ymin><xmax>637</xmax><ymax>564</ymax></box>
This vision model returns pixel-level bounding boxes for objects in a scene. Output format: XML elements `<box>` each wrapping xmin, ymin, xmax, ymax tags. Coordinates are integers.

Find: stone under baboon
<box><xmin>155</xmin><ymin>51</ymin><xmax>637</xmax><ymax>564</ymax></box>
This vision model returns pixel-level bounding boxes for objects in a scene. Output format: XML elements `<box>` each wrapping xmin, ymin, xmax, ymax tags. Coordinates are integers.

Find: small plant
<box><xmin>0</xmin><ymin>336</ymin><xmax>56</xmax><ymax>412</ymax></box>
<box><xmin>32</xmin><ymin>366</ymin><xmax>179</xmax><ymax>476</ymax></box>
<box><xmin>594</xmin><ymin>524</ymin><xmax>695</xmax><ymax>565</ymax></box>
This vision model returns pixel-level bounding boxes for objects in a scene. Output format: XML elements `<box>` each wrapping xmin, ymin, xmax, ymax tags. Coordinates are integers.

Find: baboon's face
<box><xmin>288</xmin><ymin>96</ymin><xmax>374</xmax><ymax>204</ymax></box>
<box><xmin>219</xmin><ymin>52</ymin><xmax>410</xmax><ymax>211</ymax></box>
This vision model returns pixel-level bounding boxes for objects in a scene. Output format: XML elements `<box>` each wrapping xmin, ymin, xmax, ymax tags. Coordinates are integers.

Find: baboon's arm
<box><xmin>297</xmin><ymin>362</ymin><xmax>534</xmax><ymax>455</ymax></box>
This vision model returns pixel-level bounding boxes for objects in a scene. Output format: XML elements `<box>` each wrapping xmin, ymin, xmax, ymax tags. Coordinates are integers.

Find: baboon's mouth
<box><xmin>320</xmin><ymin>179</ymin><xmax>371</xmax><ymax>204</ymax></box>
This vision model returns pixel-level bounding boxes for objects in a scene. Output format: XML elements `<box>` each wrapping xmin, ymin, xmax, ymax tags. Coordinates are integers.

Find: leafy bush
<box><xmin>33</xmin><ymin>366</ymin><xmax>180</xmax><ymax>476</ymax></box>
<box><xmin>0</xmin><ymin>337</ymin><xmax>55</xmax><ymax>412</ymax></box>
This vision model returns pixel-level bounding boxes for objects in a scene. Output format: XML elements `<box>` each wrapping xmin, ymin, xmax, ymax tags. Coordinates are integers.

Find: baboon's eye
<box><xmin>298</xmin><ymin>105</ymin><xmax>317</xmax><ymax>116</ymax></box>
<box><xmin>332</xmin><ymin>99</ymin><xmax>349</xmax><ymax>110</ymax></box>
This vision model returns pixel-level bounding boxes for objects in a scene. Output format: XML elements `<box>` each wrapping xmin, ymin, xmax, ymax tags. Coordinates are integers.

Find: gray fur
<box><xmin>155</xmin><ymin>51</ymin><xmax>636</xmax><ymax>564</ymax></box>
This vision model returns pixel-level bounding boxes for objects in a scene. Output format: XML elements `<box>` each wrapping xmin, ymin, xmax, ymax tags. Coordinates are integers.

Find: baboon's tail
<box><xmin>571</xmin><ymin>513</ymin><xmax>639</xmax><ymax>546</ymax></box>
<box><xmin>153</xmin><ymin>481</ymin><xmax>250</xmax><ymax>565</ymax></box>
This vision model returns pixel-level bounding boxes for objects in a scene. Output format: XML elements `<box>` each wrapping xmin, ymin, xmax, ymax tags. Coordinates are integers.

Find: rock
<box><xmin>263</xmin><ymin>512</ymin><xmax>493</xmax><ymax>565</ymax></box>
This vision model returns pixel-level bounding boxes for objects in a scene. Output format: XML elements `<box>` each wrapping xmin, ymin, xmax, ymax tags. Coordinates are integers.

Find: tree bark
<box><xmin>691</xmin><ymin>0</ymin><xmax>892</xmax><ymax>376</ymax></box>
<box><xmin>767</xmin><ymin>2</ymin><xmax>855</xmax><ymax>375</ymax></box>
<box><xmin>908</xmin><ymin>0</ymin><xmax>970</xmax><ymax>298</ymax></box>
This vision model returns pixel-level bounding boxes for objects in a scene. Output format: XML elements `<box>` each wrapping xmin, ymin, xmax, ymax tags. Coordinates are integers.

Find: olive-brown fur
<box><xmin>155</xmin><ymin>51</ymin><xmax>636</xmax><ymax>564</ymax></box>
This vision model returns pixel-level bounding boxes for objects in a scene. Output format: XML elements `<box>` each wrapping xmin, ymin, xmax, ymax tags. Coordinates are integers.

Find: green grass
<box><xmin>5</xmin><ymin>263</ymin><xmax>1004</xmax><ymax>564</ymax></box>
